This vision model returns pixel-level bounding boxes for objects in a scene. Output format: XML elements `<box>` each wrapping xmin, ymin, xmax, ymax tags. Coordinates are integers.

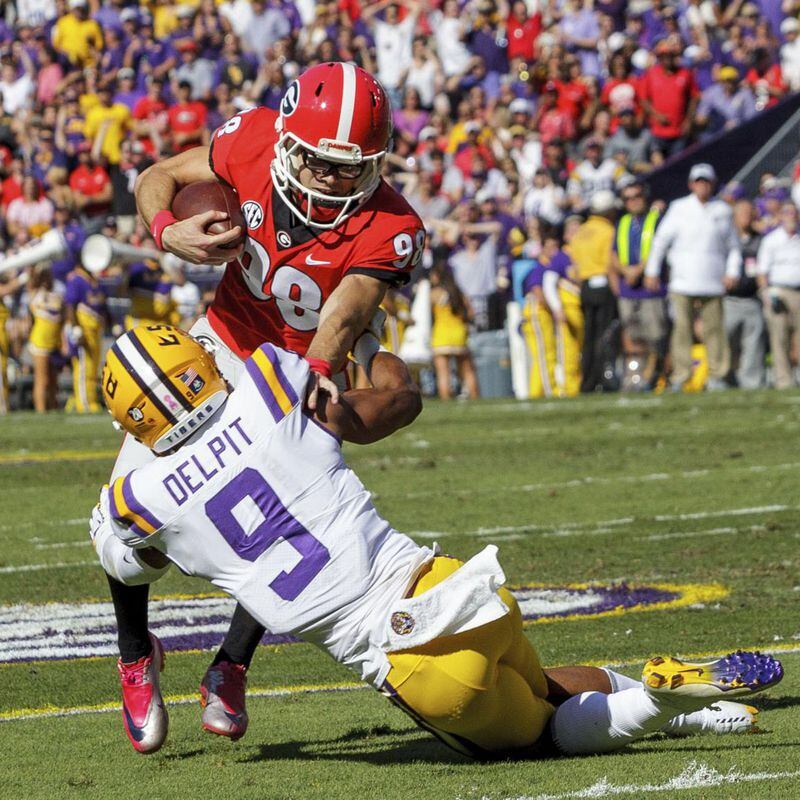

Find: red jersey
<box><xmin>133</xmin><ymin>96</ymin><xmax>168</xmax><ymax>155</ymax></box>
<box><xmin>168</xmin><ymin>102</ymin><xmax>208</xmax><ymax>152</ymax></box>
<box><xmin>554</xmin><ymin>79</ymin><xmax>589</xmax><ymax>123</ymax></box>
<box><xmin>744</xmin><ymin>64</ymin><xmax>785</xmax><ymax>110</ymax></box>
<box><xmin>207</xmin><ymin>107</ymin><xmax>424</xmax><ymax>360</ymax></box>
<box><xmin>506</xmin><ymin>14</ymin><xmax>541</xmax><ymax>62</ymax></box>
<box><xmin>69</xmin><ymin>164</ymin><xmax>111</xmax><ymax>214</ymax></box>
<box><xmin>638</xmin><ymin>65</ymin><xmax>698</xmax><ymax>139</ymax></box>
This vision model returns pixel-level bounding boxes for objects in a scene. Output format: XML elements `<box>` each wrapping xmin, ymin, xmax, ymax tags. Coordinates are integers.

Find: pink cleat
<box><xmin>117</xmin><ymin>634</ymin><xmax>168</xmax><ymax>754</ymax></box>
<box><xmin>200</xmin><ymin>661</ymin><xmax>249</xmax><ymax>740</ymax></box>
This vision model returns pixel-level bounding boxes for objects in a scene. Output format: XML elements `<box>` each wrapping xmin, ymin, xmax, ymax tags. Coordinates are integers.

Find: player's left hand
<box><xmin>306</xmin><ymin>371</ymin><xmax>340</xmax><ymax>412</ymax></box>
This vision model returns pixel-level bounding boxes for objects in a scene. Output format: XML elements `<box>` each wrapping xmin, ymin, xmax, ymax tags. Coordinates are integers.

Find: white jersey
<box><xmin>104</xmin><ymin>342</ymin><xmax>433</xmax><ymax>687</ymax></box>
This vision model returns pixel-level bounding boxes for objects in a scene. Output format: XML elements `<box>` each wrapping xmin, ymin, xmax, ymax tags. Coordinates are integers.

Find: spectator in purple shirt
<box><xmin>696</xmin><ymin>66</ymin><xmax>757</xmax><ymax>139</ymax></box>
<box><xmin>468</xmin><ymin>5</ymin><xmax>509</xmax><ymax>77</ymax></box>
<box><xmin>559</xmin><ymin>0</ymin><xmax>602</xmax><ymax>78</ymax></box>
<box><xmin>214</xmin><ymin>34</ymin><xmax>257</xmax><ymax>92</ymax></box>
<box><xmin>99</xmin><ymin>27</ymin><xmax>127</xmax><ymax>87</ymax></box>
<box><xmin>393</xmin><ymin>87</ymin><xmax>431</xmax><ymax>140</ymax></box>
<box><xmin>113</xmin><ymin>67</ymin><xmax>145</xmax><ymax>110</ymax></box>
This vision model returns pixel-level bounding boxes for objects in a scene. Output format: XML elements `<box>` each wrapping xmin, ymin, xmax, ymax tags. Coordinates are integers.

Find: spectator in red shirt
<box><xmin>554</xmin><ymin>57</ymin><xmax>591</xmax><ymax>128</ymax></box>
<box><xmin>1</xmin><ymin>155</ymin><xmax>25</xmax><ymax>211</ymax></box>
<box><xmin>601</xmin><ymin>53</ymin><xmax>640</xmax><ymax>132</ymax></box>
<box><xmin>638</xmin><ymin>39</ymin><xmax>699</xmax><ymax>159</ymax></box>
<box><xmin>506</xmin><ymin>0</ymin><xmax>541</xmax><ymax>63</ymax></box>
<box><xmin>534</xmin><ymin>81</ymin><xmax>576</xmax><ymax>145</ymax></box>
<box><xmin>69</xmin><ymin>143</ymin><xmax>113</xmax><ymax>226</ymax></box>
<box><xmin>132</xmin><ymin>76</ymin><xmax>169</xmax><ymax>157</ymax></box>
<box><xmin>453</xmin><ymin>123</ymin><xmax>496</xmax><ymax>178</ymax></box>
<box><xmin>745</xmin><ymin>48</ymin><xmax>787</xmax><ymax>111</ymax></box>
<box><xmin>167</xmin><ymin>80</ymin><xmax>209</xmax><ymax>154</ymax></box>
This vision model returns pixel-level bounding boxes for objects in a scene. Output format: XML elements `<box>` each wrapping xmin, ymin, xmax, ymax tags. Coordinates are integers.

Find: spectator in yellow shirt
<box><xmin>52</xmin><ymin>0</ymin><xmax>104</xmax><ymax>67</ymax></box>
<box><xmin>567</xmin><ymin>190</ymin><xmax>620</xmax><ymax>392</ymax></box>
<box><xmin>83</xmin><ymin>86</ymin><xmax>132</xmax><ymax>165</ymax></box>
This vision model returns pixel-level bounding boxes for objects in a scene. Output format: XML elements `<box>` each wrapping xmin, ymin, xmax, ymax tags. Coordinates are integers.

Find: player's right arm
<box><xmin>315</xmin><ymin>352</ymin><xmax>422</xmax><ymax>445</ymax></box>
<box><xmin>134</xmin><ymin>145</ymin><xmax>244</xmax><ymax>265</ymax></box>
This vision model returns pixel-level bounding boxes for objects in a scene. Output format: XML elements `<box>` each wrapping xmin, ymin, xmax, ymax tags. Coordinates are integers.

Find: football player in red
<box><xmin>98</xmin><ymin>62</ymin><xmax>426</xmax><ymax>753</ymax></box>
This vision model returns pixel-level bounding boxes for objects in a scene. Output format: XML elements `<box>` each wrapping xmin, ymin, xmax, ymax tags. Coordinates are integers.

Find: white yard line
<box><xmin>0</xmin><ymin>561</ymin><xmax>97</xmax><ymax>575</ymax></box>
<box><xmin>411</xmin><ymin>505</ymin><xmax>797</xmax><ymax>540</ymax></box>
<box><xmin>498</xmin><ymin>761</ymin><xmax>800</xmax><ymax>800</ymax></box>
<box><xmin>0</xmin><ymin>518</ymin><xmax>86</xmax><ymax>533</ymax></box>
<box><xmin>33</xmin><ymin>541</ymin><xmax>91</xmax><ymax>550</ymax></box>
<box><xmin>397</xmin><ymin>461</ymin><xmax>800</xmax><ymax>502</ymax></box>
<box><xmin>642</xmin><ymin>525</ymin><xmax>766</xmax><ymax>542</ymax></box>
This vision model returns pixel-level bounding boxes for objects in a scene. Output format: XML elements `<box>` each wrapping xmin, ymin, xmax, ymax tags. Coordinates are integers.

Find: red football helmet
<box><xmin>272</xmin><ymin>62</ymin><xmax>392</xmax><ymax>230</ymax></box>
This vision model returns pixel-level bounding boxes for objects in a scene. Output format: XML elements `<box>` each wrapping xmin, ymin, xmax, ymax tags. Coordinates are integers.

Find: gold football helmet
<box><xmin>102</xmin><ymin>324</ymin><xmax>228</xmax><ymax>454</ymax></box>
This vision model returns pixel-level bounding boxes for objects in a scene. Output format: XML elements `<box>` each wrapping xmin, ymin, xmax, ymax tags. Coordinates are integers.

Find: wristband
<box><xmin>306</xmin><ymin>357</ymin><xmax>333</xmax><ymax>378</ymax></box>
<box><xmin>151</xmin><ymin>210</ymin><xmax>178</xmax><ymax>250</ymax></box>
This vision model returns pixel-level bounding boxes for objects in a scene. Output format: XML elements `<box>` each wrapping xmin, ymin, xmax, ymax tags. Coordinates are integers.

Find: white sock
<box><xmin>600</xmin><ymin>667</ymin><xmax>738</xmax><ymax>736</ymax></box>
<box><xmin>551</xmin><ymin>687</ymin><xmax>685</xmax><ymax>755</ymax></box>
<box><xmin>602</xmin><ymin>667</ymin><xmax>642</xmax><ymax>692</ymax></box>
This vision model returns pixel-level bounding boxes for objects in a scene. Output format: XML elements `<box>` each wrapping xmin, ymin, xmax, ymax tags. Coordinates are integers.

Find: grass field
<box><xmin>2</xmin><ymin>390</ymin><xmax>800</xmax><ymax>800</ymax></box>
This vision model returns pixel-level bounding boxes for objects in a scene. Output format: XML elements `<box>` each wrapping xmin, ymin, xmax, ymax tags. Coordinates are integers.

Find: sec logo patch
<box><xmin>241</xmin><ymin>201</ymin><xmax>264</xmax><ymax>230</ymax></box>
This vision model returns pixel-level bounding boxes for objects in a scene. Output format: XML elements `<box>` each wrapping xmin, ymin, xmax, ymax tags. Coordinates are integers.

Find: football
<box><xmin>171</xmin><ymin>180</ymin><xmax>246</xmax><ymax>249</ymax></box>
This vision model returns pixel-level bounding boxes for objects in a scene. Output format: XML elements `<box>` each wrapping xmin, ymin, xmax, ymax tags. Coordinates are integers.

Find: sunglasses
<box><xmin>302</xmin><ymin>151</ymin><xmax>364</xmax><ymax>180</ymax></box>
<box><xmin>623</xmin><ymin>193</ymin><xmax>643</xmax><ymax>201</ymax></box>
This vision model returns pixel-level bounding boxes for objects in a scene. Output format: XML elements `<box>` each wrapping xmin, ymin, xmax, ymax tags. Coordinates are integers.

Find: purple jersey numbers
<box><xmin>205</xmin><ymin>467</ymin><xmax>330</xmax><ymax>601</ymax></box>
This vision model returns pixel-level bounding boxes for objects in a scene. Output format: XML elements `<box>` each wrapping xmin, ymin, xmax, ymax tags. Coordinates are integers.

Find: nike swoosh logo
<box><xmin>305</xmin><ymin>255</ymin><xmax>331</xmax><ymax>266</ymax></box>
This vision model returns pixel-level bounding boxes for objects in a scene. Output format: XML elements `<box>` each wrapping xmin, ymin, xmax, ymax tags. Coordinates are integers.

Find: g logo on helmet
<box><xmin>281</xmin><ymin>81</ymin><xmax>300</xmax><ymax>117</ymax></box>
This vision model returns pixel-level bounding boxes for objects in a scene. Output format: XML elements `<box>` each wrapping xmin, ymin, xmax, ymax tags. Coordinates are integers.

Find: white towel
<box><xmin>381</xmin><ymin>545</ymin><xmax>510</xmax><ymax>653</ymax></box>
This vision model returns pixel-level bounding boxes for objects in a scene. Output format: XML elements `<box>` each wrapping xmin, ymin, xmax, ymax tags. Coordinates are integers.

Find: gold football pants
<box><xmin>385</xmin><ymin>557</ymin><xmax>554</xmax><ymax>757</ymax></box>
<box><xmin>521</xmin><ymin>298</ymin><xmax>556</xmax><ymax>398</ymax></box>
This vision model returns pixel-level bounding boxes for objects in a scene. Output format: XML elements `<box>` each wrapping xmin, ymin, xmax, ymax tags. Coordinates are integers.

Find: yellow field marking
<box><xmin>1</xmin><ymin>644</ymin><xmax>798</xmax><ymax>724</ymax></box>
<box><xmin>518</xmin><ymin>582</ymin><xmax>730</xmax><ymax>627</ymax></box>
<box><xmin>0</xmin><ymin>449</ymin><xmax>116</xmax><ymax>465</ymax></box>
<box><xmin>0</xmin><ymin>682</ymin><xmax>363</xmax><ymax>723</ymax></box>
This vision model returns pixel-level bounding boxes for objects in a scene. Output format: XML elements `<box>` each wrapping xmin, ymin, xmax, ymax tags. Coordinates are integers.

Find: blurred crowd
<box><xmin>2</xmin><ymin>0</ymin><xmax>800</xmax><ymax>410</ymax></box>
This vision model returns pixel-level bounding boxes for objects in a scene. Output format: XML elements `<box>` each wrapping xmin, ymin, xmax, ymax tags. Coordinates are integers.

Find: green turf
<box><xmin>2</xmin><ymin>392</ymin><xmax>800</xmax><ymax>800</ymax></box>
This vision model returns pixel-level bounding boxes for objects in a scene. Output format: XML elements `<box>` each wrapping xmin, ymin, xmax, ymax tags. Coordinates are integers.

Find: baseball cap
<box><xmin>508</xmin><ymin>124</ymin><xmax>528</xmax><ymax>137</ymax></box>
<box><xmin>176</xmin><ymin>4</ymin><xmax>196</xmax><ymax>17</ymax></box>
<box><xmin>509</xmin><ymin>98</ymin><xmax>532</xmax><ymax>115</ymax></box>
<box><xmin>120</xmin><ymin>8</ymin><xmax>139</xmax><ymax>22</ymax></box>
<box><xmin>418</xmin><ymin>126</ymin><xmax>437</xmax><ymax>141</ymax></box>
<box><xmin>118</xmin><ymin>67</ymin><xmax>135</xmax><ymax>80</ymax></box>
<box><xmin>177</xmin><ymin>40</ymin><xmax>198</xmax><ymax>52</ymax></box>
<box><xmin>781</xmin><ymin>17</ymin><xmax>800</xmax><ymax>34</ymax></box>
<box><xmin>718</xmin><ymin>66</ymin><xmax>739</xmax><ymax>81</ymax></box>
<box><xmin>583</xmin><ymin>137</ymin><xmax>602</xmax><ymax>151</ymax></box>
<box><xmin>464</xmin><ymin>120</ymin><xmax>481</xmax><ymax>133</ymax></box>
<box><xmin>689</xmin><ymin>163</ymin><xmax>717</xmax><ymax>182</ymax></box>
<box><xmin>590</xmin><ymin>190</ymin><xmax>616</xmax><ymax>214</ymax></box>
<box><xmin>68</xmin><ymin>0</ymin><xmax>87</xmax><ymax>7</ymax></box>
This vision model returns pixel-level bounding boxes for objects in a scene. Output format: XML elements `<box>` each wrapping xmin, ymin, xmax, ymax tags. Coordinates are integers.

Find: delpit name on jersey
<box><xmin>162</xmin><ymin>417</ymin><xmax>253</xmax><ymax>507</ymax></box>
